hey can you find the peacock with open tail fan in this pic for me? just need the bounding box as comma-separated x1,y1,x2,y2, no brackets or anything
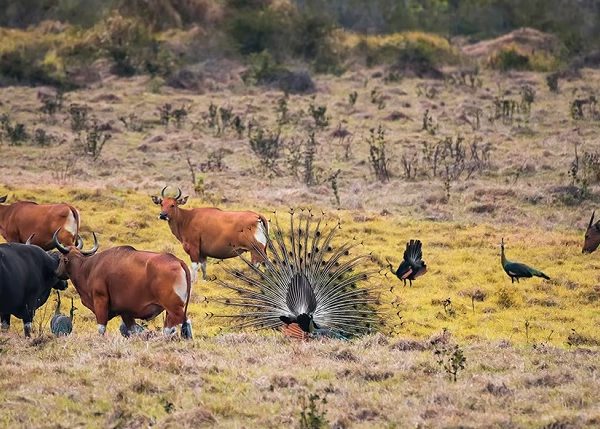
215,210,381,339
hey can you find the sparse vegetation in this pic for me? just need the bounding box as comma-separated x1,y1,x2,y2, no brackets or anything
367,125,390,183
1,4,600,426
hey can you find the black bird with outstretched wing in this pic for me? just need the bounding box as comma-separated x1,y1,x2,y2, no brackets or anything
388,239,427,286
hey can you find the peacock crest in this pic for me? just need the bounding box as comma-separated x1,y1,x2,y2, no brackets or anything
215,209,381,338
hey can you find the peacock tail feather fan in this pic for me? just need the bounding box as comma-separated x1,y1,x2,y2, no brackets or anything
215,209,382,337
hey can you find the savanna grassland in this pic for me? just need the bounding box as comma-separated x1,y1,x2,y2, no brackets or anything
2,21,600,428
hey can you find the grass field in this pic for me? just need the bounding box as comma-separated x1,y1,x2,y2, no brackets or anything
1,66,600,427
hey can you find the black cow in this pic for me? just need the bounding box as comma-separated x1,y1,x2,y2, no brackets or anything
0,243,67,337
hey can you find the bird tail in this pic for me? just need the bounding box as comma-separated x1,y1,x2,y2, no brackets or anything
404,239,422,262
215,209,381,337
532,269,550,280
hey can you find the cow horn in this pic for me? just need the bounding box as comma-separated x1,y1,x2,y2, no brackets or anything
80,232,99,256
75,235,83,249
161,186,168,198
589,210,596,228
175,187,182,200
25,234,35,245
52,229,70,254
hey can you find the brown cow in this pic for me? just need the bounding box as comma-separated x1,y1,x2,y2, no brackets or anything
151,186,268,282
51,230,193,338
582,210,600,254
0,195,80,249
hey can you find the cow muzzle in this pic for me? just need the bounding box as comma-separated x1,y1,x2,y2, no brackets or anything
159,213,169,221
54,279,68,290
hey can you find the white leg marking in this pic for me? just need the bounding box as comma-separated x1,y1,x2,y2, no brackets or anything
24,322,33,336
64,210,78,236
200,261,207,280
255,220,268,246
163,326,177,336
190,263,199,284
97,324,106,335
174,268,188,304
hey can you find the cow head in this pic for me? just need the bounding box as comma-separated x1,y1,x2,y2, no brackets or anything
51,229,99,278
151,186,188,221
583,211,600,254
0,195,6,203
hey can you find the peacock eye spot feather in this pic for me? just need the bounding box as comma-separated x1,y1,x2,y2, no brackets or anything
344,250,350,255
327,246,333,252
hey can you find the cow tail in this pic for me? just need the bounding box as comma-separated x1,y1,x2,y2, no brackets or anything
69,205,81,236
181,261,192,318
259,214,269,248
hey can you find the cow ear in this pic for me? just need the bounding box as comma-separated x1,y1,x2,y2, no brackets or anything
151,196,162,205
177,196,189,206
0,195,6,203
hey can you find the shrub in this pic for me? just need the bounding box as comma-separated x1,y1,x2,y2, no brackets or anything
489,47,530,71
367,125,390,183
242,51,315,94
249,126,282,175
0,114,28,146
74,119,111,160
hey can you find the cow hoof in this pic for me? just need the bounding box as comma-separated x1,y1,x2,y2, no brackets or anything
97,324,106,335
0,322,9,332
119,322,146,338
163,326,177,337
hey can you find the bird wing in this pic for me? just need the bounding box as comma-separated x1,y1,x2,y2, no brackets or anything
281,323,308,340
504,262,534,277
285,272,317,316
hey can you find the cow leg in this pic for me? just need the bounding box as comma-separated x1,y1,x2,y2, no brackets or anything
0,314,10,332
23,314,34,338
164,307,187,338
119,315,137,338
186,241,205,283
92,291,109,335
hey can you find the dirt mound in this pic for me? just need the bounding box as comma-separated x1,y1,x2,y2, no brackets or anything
462,27,561,59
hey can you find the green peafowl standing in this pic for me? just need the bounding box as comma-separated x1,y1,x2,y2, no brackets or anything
501,238,550,283
50,291,75,336
216,210,380,339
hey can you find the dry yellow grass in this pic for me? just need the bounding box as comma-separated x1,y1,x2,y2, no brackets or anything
1,66,600,427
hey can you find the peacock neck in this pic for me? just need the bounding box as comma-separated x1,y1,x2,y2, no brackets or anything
501,246,507,266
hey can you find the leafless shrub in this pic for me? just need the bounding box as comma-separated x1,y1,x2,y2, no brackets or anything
445,68,482,88
199,148,232,172
304,130,319,186
38,89,64,117
74,119,111,160
416,83,438,99
119,113,145,132
68,103,90,132
401,151,418,179
422,109,438,135
367,125,390,183
249,126,282,175
570,95,597,120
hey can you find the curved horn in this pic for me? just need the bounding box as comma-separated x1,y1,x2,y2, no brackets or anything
161,186,168,198
80,232,99,256
75,235,83,249
589,210,596,228
25,234,35,245
52,229,70,254
175,187,182,200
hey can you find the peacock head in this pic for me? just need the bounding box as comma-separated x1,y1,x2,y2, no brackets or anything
583,211,600,254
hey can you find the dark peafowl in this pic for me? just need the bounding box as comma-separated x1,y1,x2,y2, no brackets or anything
387,239,427,286
501,238,550,283
216,210,380,339
50,291,75,337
